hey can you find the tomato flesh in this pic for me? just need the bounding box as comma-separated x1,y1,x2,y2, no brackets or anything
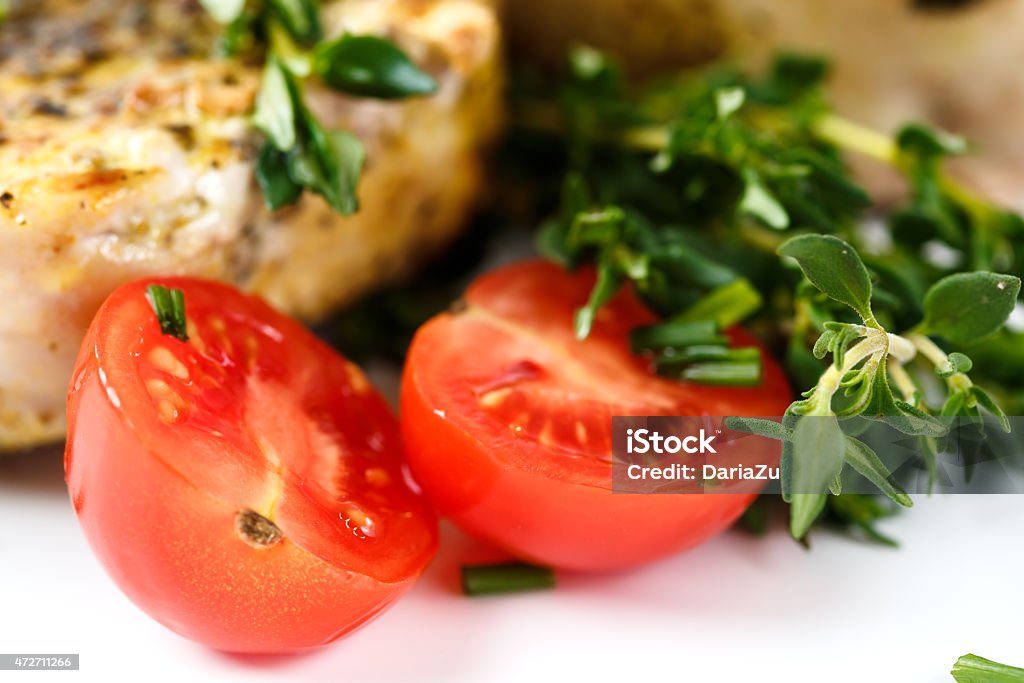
401,261,791,571
66,278,437,652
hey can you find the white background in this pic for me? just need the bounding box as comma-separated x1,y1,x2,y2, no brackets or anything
1,447,1022,683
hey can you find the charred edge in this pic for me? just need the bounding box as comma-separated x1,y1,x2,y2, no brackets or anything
235,509,283,549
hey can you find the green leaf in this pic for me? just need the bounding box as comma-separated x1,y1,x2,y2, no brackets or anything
842,436,913,507
971,385,1011,433
724,416,792,441
937,351,974,378
268,0,321,44
812,328,835,360
199,0,246,24
942,390,968,417
951,653,1024,683
919,272,1021,343
773,53,830,87
779,234,875,324
814,322,865,368
323,129,366,214
790,493,828,541
255,142,302,210
896,123,968,158
314,34,438,99
252,59,296,151
789,415,845,538
740,169,789,229
288,113,366,215
866,366,949,436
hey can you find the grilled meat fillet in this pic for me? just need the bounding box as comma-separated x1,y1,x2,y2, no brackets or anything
0,0,502,449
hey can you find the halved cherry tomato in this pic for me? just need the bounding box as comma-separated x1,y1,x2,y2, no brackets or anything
65,278,437,653
400,261,791,571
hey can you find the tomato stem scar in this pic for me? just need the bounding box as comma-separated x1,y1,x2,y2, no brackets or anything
235,509,284,549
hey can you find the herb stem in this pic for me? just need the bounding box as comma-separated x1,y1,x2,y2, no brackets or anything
906,332,951,369
811,114,898,165
886,333,917,364
737,220,787,252
461,563,556,596
617,124,669,152
887,358,918,402
951,653,1024,683
906,332,974,396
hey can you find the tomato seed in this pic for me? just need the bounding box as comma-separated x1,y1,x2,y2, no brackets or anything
148,347,189,380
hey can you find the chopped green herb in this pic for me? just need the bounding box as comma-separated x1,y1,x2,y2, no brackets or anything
201,0,436,214
951,654,1024,683
461,563,556,596
146,285,189,342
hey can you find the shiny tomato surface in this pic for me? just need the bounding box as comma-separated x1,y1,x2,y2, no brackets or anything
401,261,791,571
66,278,437,652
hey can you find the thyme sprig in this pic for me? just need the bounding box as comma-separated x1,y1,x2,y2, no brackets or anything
518,48,1024,539
731,235,1018,538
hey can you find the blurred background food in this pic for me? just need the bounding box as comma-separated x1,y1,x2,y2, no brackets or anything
0,0,502,449
504,0,1024,207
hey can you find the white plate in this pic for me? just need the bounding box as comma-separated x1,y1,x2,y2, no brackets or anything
1,448,1021,683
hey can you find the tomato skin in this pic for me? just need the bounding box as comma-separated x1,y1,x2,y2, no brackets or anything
66,279,437,653
400,261,791,571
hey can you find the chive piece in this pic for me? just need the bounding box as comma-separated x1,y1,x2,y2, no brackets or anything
630,320,727,353
146,285,189,342
676,360,762,386
655,345,762,367
461,562,556,596
951,653,1024,683
675,278,763,329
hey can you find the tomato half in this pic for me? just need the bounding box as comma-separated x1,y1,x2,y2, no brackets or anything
65,278,437,653
400,260,791,571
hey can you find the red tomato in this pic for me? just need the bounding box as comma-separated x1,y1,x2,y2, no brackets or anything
65,278,437,653
400,261,791,571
